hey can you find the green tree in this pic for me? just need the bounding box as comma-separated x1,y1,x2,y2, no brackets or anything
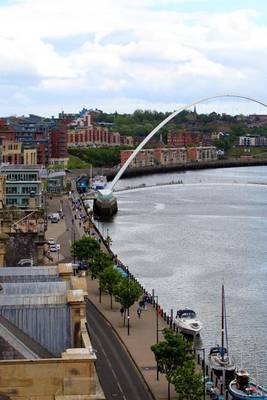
71,236,101,263
90,252,113,279
151,329,189,399
114,278,142,326
100,266,122,309
90,252,114,303
172,359,203,400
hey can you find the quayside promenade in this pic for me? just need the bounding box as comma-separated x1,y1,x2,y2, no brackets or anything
46,195,179,399
46,195,229,400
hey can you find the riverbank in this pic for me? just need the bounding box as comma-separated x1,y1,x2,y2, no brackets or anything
70,157,267,182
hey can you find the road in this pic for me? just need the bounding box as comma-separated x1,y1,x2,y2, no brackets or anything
86,300,154,400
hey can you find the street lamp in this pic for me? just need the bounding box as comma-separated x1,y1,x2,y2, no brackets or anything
152,289,159,380
186,347,206,400
67,227,76,263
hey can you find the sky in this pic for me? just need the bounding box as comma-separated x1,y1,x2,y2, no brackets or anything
0,0,267,117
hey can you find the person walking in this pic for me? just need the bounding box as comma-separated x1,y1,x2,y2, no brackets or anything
137,307,142,318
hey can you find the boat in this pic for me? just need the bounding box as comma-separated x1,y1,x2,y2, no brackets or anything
174,308,202,336
209,284,235,380
90,175,107,191
229,369,267,399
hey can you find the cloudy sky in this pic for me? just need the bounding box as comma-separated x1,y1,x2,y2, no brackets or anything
0,0,267,117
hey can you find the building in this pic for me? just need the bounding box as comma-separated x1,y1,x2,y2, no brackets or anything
1,141,22,164
46,170,66,194
0,263,105,399
67,126,121,147
0,165,44,208
23,148,37,165
49,127,68,167
120,149,155,168
120,146,217,168
154,147,187,165
187,146,217,162
167,131,201,147
238,135,267,147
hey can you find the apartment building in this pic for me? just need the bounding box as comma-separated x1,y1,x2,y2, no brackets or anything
121,146,217,168
67,127,122,147
187,146,217,162
120,149,155,168
0,165,44,208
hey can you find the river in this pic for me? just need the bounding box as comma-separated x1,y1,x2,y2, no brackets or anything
101,166,267,385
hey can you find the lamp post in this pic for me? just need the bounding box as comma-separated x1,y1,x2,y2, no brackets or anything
187,347,206,400
67,227,76,263
152,289,159,380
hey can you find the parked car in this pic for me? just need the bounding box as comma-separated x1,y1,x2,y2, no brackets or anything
47,238,56,246
51,213,60,223
49,244,60,252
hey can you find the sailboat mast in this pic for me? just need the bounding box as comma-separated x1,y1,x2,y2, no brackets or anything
221,284,225,360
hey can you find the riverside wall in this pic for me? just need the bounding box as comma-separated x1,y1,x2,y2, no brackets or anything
71,157,267,182
80,197,232,399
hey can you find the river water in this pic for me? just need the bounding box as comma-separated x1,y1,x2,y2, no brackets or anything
102,166,267,385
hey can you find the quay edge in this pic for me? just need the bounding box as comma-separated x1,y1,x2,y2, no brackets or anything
93,189,118,220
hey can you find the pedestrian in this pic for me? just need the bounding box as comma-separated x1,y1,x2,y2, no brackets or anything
120,307,124,317
137,307,142,318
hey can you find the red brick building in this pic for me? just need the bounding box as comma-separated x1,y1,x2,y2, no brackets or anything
49,127,68,165
67,127,130,147
167,131,201,147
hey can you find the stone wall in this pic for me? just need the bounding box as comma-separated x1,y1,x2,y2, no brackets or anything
5,233,44,266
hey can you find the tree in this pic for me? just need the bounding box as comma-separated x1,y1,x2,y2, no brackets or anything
100,266,122,309
151,329,189,399
90,252,114,303
114,278,142,326
90,252,113,279
172,359,203,400
71,236,101,262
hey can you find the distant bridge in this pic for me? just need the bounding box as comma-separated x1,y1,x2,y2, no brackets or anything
108,94,267,191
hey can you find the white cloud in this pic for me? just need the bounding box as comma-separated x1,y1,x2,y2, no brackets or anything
0,0,266,116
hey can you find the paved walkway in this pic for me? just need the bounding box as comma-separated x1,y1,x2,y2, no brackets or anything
46,195,179,400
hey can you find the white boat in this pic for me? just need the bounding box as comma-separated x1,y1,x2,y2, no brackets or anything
90,175,107,191
174,308,202,336
209,284,236,380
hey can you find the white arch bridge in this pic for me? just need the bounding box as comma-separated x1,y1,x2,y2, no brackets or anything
94,94,267,218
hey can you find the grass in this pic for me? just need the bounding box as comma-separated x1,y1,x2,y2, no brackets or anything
67,154,90,169
226,147,267,157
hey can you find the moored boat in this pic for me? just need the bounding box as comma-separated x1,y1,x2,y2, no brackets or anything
229,369,267,399
90,175,107,191
209,284,235,381
174,308,202,336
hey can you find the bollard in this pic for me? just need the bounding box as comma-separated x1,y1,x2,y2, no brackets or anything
163,312,166,321
197,354,200,364
210,370,213,381
206,365,209,376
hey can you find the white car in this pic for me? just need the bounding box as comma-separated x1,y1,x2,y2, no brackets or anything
49,244,60,252
47,238,56,246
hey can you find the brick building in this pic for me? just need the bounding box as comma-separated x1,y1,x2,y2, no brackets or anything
167,131,201,147
67,127,129,147
121,146,217,168
49,127,68,166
